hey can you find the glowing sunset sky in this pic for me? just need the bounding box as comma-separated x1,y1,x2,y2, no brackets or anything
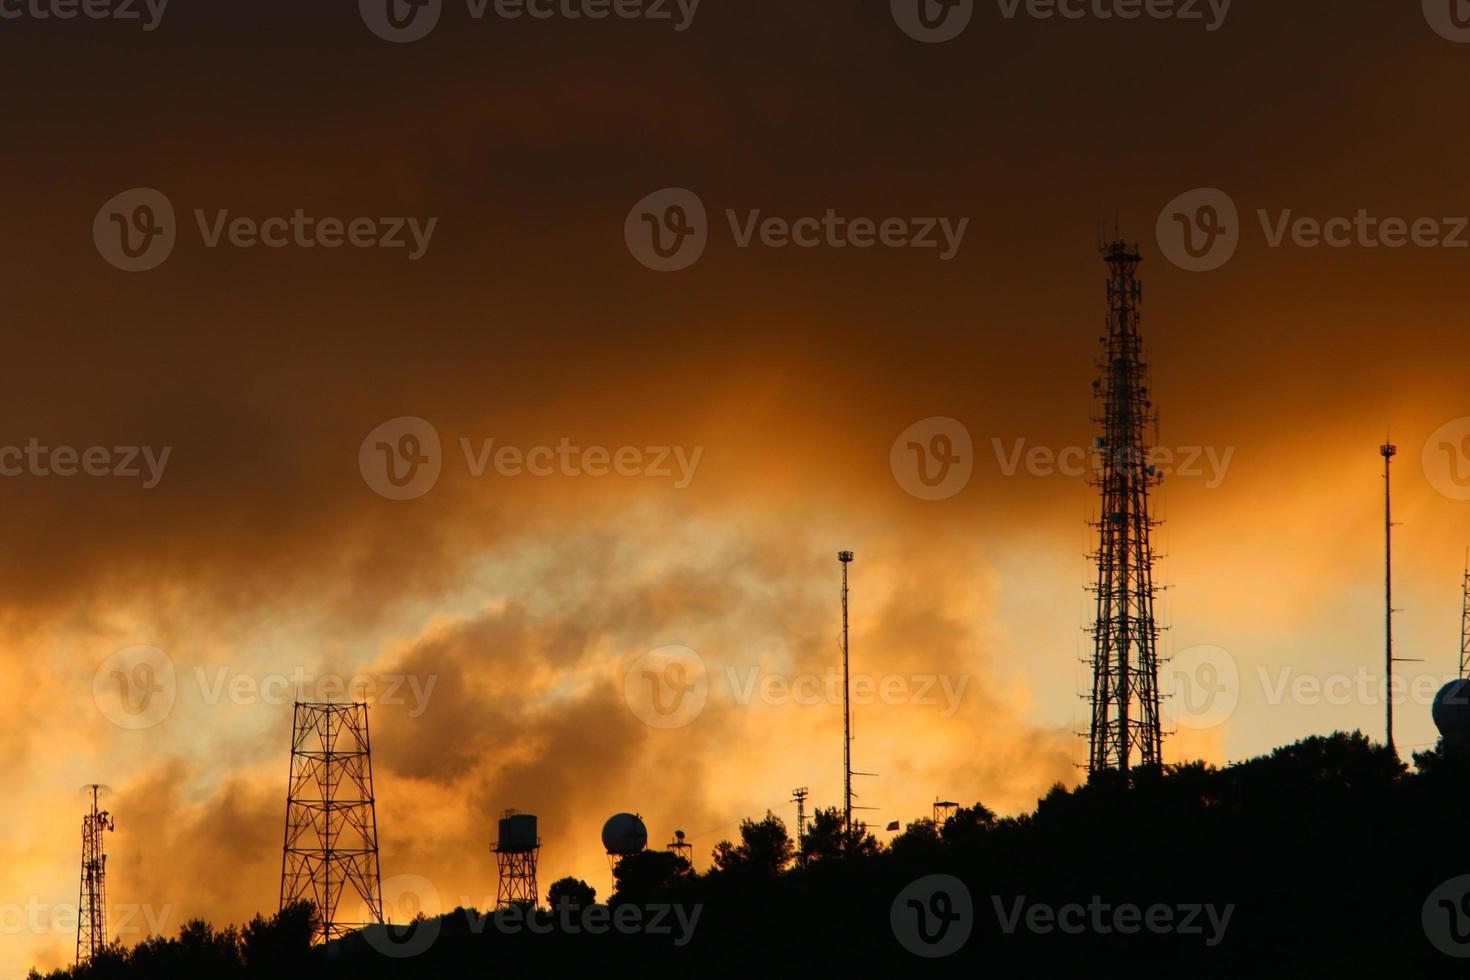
5,2,1470,976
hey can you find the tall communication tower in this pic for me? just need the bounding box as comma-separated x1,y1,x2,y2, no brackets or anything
76,785,114,966
492,810,541,908
1087,240,1165,777
280,701,384,942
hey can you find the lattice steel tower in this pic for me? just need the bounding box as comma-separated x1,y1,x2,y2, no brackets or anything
1087,240,1165,776
76,785,114,966
280,701,384,942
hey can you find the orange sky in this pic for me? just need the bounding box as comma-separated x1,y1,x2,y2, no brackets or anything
6,2,1470,976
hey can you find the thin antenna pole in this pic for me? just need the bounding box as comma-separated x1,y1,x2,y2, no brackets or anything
838,551,854,836
1382,441,1397,756
1460,549,1470,681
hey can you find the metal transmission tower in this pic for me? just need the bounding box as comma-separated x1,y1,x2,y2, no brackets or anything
492,810,540,908
76,785,114,966
1087,240,1165,777
280,701,384,942
791,787,808,854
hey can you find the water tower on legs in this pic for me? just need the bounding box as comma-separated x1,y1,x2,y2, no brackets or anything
492,810,540,909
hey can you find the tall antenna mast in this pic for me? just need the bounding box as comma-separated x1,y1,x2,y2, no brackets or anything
1382,441,1399,756
1460,551,1470,681
839,550,854,834
76,785,114,967
1087,238,1164,778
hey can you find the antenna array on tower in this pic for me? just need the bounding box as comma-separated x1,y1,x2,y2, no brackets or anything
76,785,114,967
1087,240,1165,776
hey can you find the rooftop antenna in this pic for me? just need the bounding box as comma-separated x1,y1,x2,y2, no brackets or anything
76,784,114,967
